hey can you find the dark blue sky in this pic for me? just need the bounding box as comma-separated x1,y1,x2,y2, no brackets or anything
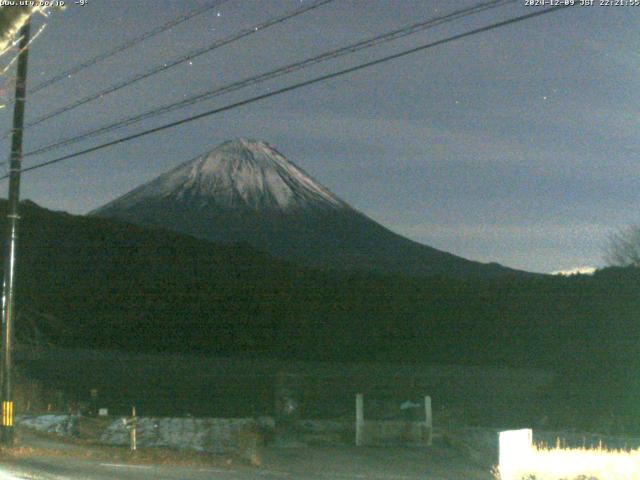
0,0,637,273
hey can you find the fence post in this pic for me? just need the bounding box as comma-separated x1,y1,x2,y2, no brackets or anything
424,396,432,446
355,393,364,446
130,406,137,452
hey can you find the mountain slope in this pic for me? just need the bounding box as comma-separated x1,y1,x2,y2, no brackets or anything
2,200,544,362
92,139,524,278
5,199,630,366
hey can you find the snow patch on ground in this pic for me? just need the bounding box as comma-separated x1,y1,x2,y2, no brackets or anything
17,414,79,436
100,417,257,453
17,414,272,453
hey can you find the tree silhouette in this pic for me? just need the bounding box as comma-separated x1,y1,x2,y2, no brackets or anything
605,225,640,267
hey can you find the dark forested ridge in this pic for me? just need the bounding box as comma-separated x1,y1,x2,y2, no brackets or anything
3,200,640,429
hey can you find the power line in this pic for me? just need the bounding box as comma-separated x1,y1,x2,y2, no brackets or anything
26,0,516,158
16,0,336,131
1,5,573,181
22,0,231,100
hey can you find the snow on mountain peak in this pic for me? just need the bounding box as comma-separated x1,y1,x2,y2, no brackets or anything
100,139,348,213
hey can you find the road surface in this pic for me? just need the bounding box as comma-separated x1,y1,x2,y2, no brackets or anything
0,445,493,479
0,428,495,479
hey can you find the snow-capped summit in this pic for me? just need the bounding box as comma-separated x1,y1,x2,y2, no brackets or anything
93,139,523,278
101,139,347,213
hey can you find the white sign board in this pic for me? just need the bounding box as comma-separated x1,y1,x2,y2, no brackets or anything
499,428,532,480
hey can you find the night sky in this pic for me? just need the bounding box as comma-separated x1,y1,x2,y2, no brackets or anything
0,0,636,274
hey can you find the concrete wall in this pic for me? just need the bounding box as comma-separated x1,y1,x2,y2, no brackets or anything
355,393,432,447
358,421,432,446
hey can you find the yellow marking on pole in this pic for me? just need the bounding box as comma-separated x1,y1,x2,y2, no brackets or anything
2,401,13,426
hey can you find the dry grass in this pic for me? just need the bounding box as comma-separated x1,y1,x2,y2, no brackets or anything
237,428,263,467
498,443,640,480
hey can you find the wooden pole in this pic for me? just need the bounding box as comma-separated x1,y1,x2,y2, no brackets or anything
130,406,137,451
425,395,432,446
355,393,364,446
0,17,31,447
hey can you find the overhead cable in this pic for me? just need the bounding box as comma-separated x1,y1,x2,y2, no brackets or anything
2,5,573,181
18,0,336,131
26,0,516,158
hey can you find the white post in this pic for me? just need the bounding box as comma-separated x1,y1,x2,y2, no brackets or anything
130,406,137,452
499,429,532,480
424,396,432,446
355,393,364,446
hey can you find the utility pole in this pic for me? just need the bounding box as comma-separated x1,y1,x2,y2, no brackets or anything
0,18,31,447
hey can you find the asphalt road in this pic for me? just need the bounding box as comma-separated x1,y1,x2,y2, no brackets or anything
1,457,282,480
0,458,429,480
0,446,492,480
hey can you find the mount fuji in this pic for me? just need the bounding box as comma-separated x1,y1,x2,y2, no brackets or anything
92,139,521,278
